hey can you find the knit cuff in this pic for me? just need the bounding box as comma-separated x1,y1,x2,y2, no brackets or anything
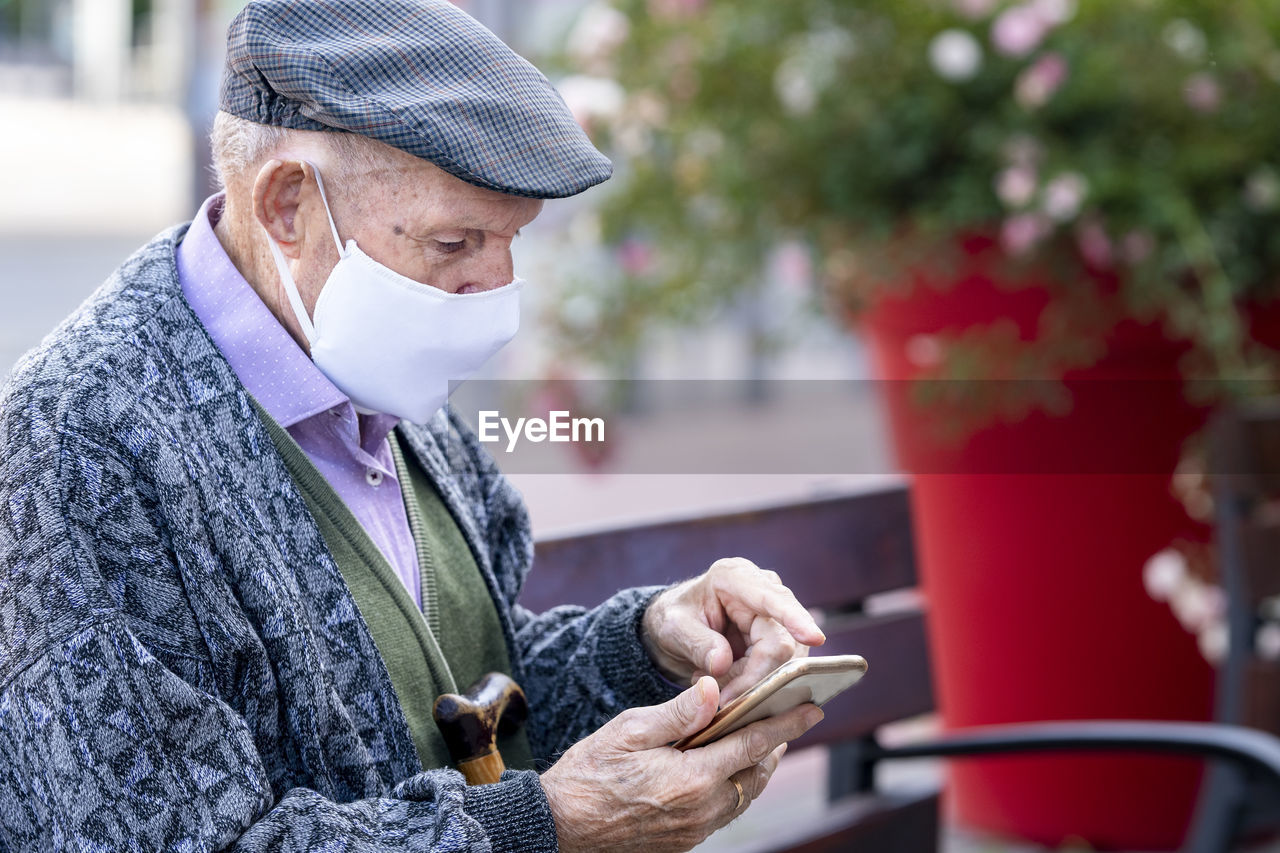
464,770,559,853
596,584,686,710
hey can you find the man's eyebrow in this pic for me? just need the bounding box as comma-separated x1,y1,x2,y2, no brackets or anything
394,220,524,238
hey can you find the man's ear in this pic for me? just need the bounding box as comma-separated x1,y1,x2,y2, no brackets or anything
253,159,307,259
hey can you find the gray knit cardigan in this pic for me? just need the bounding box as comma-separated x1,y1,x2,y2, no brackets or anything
0,226,679,852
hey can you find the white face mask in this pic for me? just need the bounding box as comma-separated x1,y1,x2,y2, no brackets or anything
264,164,523,424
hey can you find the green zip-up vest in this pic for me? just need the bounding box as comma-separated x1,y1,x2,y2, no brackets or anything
253,402,534,773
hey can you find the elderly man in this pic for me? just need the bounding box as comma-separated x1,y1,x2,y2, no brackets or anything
0,2,826,851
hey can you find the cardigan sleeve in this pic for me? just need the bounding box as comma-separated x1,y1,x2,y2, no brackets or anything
509,591,685,757
0,618,558,853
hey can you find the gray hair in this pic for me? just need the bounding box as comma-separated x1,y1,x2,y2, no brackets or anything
209,111,396,190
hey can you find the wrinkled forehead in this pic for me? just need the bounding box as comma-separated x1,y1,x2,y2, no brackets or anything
338,155,545,235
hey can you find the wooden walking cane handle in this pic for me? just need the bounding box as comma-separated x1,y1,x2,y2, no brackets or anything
433,672,528,785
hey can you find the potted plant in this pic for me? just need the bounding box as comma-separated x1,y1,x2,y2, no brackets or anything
547,0,1280,848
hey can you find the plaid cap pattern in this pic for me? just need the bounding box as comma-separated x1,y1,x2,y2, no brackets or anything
220,0,612,199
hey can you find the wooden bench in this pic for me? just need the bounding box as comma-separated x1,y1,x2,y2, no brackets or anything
521,477,1280,852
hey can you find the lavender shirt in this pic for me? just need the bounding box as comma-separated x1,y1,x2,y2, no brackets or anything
177,194,423,607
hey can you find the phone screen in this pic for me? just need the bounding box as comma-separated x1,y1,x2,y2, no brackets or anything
673,655,867,751
729,669,860,730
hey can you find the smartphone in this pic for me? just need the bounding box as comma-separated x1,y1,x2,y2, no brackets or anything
673,654,868,751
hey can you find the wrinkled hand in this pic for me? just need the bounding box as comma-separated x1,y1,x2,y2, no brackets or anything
642,558,826,703
541,676,823,853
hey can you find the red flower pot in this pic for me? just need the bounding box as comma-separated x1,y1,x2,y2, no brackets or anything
856,245,1220,849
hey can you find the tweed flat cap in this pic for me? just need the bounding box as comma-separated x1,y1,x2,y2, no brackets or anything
220,0,612,199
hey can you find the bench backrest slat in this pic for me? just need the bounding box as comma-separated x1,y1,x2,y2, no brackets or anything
524,487,917,614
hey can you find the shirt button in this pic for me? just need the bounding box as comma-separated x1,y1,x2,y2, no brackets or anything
366,469,383,487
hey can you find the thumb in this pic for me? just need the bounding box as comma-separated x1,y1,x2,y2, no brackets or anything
613,676,720,750
678,623,735,678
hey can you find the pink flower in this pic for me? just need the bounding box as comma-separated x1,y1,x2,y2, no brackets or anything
991,5,1051,57
929,29,984,82
1028,0,1076,26
1015,52,1068,109
1000,212,1052,255
566,4,630,67
1163,19,1207,62
649,0,705,19
557,75,625,131
618,239,653,276
952,0,998,20
995,164,1037,208
1144,549,1185,602
1184,72,1222,113
1074,219,1113,269
1245,167,1280,212
906,334,945,369
1198,624,1228,663
1172,578,1224,632
1042,172,1087,222
1258,623,1280,662
1121,229,1156,264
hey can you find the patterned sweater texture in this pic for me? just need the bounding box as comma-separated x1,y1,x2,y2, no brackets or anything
0,226,680,852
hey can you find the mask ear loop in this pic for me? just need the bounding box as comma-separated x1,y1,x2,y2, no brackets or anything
306,161,346,256
262,160,345,346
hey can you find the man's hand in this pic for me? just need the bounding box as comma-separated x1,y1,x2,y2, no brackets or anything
540,676,823,853
641,557,826,703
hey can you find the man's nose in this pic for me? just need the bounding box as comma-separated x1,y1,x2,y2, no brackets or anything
457,249,515,294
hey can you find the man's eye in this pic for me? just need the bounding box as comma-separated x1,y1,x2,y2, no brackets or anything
435,239,466,253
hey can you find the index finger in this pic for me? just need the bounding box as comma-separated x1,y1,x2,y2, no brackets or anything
723,580,825,647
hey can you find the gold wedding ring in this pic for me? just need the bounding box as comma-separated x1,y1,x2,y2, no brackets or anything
731,777,746,812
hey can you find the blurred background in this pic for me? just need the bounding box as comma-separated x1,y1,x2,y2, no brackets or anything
4,1,1280,851
0,0,885,535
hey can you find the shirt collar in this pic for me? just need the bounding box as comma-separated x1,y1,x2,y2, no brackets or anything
178,193,386,434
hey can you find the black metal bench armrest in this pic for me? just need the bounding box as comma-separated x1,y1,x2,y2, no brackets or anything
865,720,1280,785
